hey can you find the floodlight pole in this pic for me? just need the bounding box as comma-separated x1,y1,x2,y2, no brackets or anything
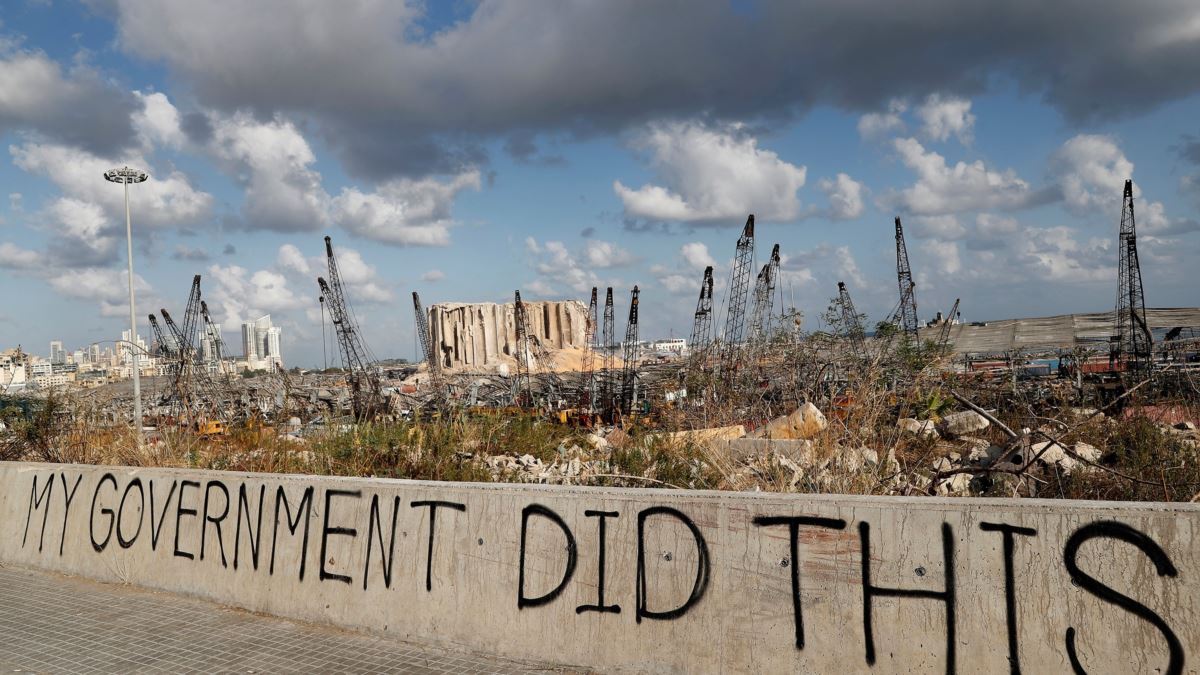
105,166,149,445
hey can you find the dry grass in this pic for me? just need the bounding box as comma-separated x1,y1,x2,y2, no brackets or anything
3,339,1198,502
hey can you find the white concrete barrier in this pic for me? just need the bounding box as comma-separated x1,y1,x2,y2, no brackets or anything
1,461,1197,674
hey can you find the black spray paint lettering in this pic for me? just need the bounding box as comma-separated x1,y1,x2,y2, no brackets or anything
233,483,266,571
58,473,83,556
410,500,466,592
363,494,402,591
173,480,200,560
1063,521,1183,675
148,479,177,552
22,473,54,552
320,489,361,584
576,510,620,615
269,485,313,580
88,473,118,552
518,503,577,609
979,522,1037,675
636,506,710,623
115,478,145,549
752,515,847,649
859,521,956,675
200,481,230,567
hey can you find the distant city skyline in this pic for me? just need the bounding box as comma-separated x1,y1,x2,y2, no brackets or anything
0,3,1197,368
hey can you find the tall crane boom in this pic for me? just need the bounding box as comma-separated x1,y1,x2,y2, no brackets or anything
620,286,640,415
199,301,227,377
412,291,445,401
513,290,536,406
160,308,194,417
178,275,202,363
748,243,781,342
937,298,960,352
894,217,919,338
579,287,598,410
721,216,756,367
148,314,175,359
718,215,756,388
689,266,714,363
1114,179,1152,371
601,287,615,417
319,235,382,420
836,282,866,358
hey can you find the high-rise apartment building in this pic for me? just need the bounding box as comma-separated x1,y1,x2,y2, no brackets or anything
120,329,147,364
241,315,283,371
49,340,65,365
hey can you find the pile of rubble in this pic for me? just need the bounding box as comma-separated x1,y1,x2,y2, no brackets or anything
464,401,1200,498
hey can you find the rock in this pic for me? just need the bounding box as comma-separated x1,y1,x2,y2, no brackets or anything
945,473,972,496
1069,407,1101,420
750,403,828,440
1073,442,1102,463
836,451,863,473
774,453,805,490
585,433,609,450
898,418,940,439
884,447,902,475
605,428,631,449
931,457,955,472
518,454,541,467
1175,421,1197,431
858,447,879,466
937,410,990,438
1030,440,1076,473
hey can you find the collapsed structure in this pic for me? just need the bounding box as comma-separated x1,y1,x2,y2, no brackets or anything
429,300,588,370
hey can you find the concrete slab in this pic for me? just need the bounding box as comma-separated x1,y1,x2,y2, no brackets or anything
1,461,1197,673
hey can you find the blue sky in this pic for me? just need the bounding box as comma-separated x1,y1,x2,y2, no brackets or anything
0,1,1198,367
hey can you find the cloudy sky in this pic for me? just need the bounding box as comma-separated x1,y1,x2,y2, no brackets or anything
1,1,1199,367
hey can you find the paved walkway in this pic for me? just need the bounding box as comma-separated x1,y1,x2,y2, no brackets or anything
0,565,576,674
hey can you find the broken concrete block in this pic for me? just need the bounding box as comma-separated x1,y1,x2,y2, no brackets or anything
1073,442,1102,463
937,410,990,438
660,424,747,447
1030,440,1076,473
750,403,827,440
898,418,939,439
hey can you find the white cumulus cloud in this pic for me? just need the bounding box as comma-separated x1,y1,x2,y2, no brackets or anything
582,240,635,268
886,137,1040,215
332,171,481,246
916,94,975,144
210,112,330,232
818,173,866,220
679,242,716,271
614,121,807,223
1051,134,1135,214
857,99,907,140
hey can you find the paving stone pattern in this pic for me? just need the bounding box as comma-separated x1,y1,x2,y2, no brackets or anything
0,565,576,674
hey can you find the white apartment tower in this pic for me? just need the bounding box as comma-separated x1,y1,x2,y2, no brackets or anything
242,315,283,371
49,340,65,365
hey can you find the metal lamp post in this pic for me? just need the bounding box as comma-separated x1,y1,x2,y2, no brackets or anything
104,166,149,443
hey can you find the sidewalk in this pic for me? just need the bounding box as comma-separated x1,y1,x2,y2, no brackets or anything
0,565,575,674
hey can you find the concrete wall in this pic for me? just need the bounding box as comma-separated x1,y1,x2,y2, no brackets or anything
1,461,1197,674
